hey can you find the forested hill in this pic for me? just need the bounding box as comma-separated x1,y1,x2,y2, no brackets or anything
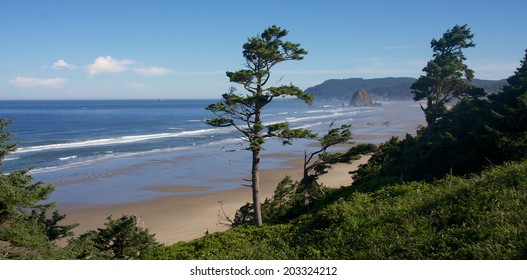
305,77,507,100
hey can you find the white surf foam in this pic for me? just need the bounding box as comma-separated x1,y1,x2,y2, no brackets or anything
28,136,245,175
58,155,77,161
14,128,220,154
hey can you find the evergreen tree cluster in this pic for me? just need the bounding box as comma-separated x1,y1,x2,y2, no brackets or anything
353,49,527,184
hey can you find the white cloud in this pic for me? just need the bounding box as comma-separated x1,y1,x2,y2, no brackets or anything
10,76,67,88
86,56,135,76
129,82,145,90
52,59,77,70
134,66,172,77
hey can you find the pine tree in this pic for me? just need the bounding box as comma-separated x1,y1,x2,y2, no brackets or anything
411,25,483,139
0,119,77,258
487,49,527,161
205,26,314,226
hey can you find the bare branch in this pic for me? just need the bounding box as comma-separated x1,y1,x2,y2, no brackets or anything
217,201,235,227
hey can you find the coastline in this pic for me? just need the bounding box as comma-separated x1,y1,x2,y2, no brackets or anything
51,101,425,245
59,154,370,245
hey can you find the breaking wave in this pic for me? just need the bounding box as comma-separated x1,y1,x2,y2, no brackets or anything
14,128,220,154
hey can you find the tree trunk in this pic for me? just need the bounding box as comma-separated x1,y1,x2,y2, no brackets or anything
251,148,263,226
422,99,436,141
303,150,310,206
251,97,264,226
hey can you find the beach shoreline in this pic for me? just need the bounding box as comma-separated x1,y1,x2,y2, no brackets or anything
50,101,424,245
58,153,370,245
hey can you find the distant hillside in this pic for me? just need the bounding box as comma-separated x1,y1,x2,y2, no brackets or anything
472,78,508,94
305,77,507,101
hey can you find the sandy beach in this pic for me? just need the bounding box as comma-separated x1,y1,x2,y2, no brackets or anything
59,154,371,245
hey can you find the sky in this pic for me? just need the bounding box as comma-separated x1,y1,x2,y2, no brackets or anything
0,0,526,100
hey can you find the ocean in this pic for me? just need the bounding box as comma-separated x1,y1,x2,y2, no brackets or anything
0,99,424,205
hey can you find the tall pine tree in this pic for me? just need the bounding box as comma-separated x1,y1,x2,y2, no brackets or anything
205,26,314,226
411,24,483,140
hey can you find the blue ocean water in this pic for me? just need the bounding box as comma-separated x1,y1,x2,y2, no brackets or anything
2,99,233,172
0,99,423,205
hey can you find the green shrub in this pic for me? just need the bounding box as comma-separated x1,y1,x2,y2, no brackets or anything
69,215,159,260
142,224,294,260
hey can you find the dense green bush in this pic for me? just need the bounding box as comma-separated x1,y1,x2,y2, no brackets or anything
294,161,527,259
0,119,78,259
143,224,295,260
68,215,159,260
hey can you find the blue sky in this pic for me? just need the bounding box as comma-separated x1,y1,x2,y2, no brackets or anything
1,0,526,100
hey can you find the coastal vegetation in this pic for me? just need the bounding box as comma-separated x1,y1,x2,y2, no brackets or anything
0,118,77,259
0,24,526,259
411,24,482,139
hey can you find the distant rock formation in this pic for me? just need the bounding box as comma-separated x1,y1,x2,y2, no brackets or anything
349,89,380,107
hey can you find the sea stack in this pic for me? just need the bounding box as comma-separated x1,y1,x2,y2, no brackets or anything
349,89,376,106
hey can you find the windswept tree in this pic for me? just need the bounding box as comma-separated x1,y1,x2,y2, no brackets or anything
302,123,376,202
205,25,314,226
411,24,483,139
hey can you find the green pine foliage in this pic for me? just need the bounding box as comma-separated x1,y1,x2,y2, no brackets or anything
0,119,79,259
67,215,159,260
486,49,527,161
411,24,483,140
